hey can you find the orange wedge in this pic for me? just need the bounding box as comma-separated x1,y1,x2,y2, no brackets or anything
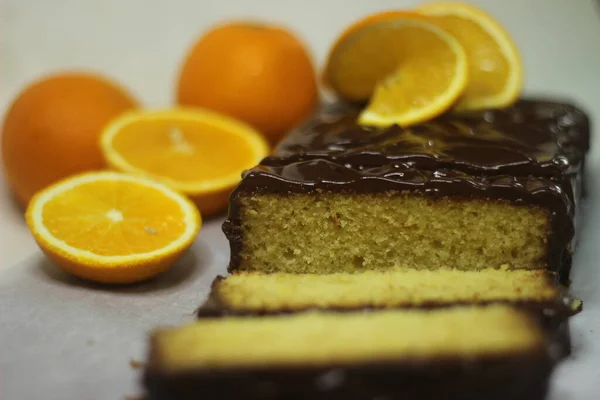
26,171,201,284
417,2,523,111
100,108,269,216
323,11,468,127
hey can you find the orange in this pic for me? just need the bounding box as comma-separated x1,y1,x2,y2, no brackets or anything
100,108,269,216
417,2,523,111
26,171,201,284
177,22,319,143
321,10,417,95
323,12,468,127
1,73,138,207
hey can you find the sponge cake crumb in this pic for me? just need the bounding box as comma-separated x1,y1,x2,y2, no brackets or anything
236,193,549,273
210,269,560,313
152,305,543,371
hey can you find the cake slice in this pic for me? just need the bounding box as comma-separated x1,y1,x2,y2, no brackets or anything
198,269,581,319
225,161,574,279
145,305,555,400
224,99,587,282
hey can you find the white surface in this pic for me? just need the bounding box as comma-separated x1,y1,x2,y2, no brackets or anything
1,0,600,399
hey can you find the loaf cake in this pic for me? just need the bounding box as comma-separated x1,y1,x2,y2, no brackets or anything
198,269,581,319
145,305,556,400
224,100,587,282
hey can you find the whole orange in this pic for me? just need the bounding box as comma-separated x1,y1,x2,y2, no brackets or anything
2,73,138,207
177,22,319,143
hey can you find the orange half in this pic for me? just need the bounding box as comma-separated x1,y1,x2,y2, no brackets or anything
100,108,270,215
323,12,468,127
417,2,523,111
26,171,201,284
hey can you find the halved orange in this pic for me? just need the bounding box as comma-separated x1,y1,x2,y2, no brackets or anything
323,11,468,127
26,171,201,284
100,108,270,216
417,2,523,111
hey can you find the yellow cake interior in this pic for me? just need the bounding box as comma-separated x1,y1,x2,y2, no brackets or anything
213,269,558,312
237,192,549,273
152,305,542,371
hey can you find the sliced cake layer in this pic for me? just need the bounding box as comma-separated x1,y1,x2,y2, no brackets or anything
145,306,554,400
198,269,580,317
225,162,573,278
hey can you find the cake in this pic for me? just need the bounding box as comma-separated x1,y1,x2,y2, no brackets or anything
145,100,588,399
145,305,555,400
198,269,581,319
223,99,588,282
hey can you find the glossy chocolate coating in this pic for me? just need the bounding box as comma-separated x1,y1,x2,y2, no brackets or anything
269,99,589,178
145,352,553,400
224,99,590,283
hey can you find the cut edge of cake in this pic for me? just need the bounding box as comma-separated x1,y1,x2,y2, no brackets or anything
224,164,574,282
198,269,581,319
145,305,555,400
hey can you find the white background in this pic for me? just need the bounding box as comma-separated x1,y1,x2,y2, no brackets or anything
1,1,600,399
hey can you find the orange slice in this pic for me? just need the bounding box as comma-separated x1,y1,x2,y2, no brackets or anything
100,108,270,216
323,11,468,127
417,2,523,111
26,171,201,284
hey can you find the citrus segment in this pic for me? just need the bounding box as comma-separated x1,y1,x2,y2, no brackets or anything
26,172,201,284
417,2,523,111
101,108,269,216
323,13,467,127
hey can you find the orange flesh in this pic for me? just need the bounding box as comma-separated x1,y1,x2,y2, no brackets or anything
429,15,510,98
41,180,187,256
110,119,257,182
328,22,461,105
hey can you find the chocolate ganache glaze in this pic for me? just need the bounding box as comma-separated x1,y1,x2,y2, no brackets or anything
224,99,590,283
268,99,589,179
